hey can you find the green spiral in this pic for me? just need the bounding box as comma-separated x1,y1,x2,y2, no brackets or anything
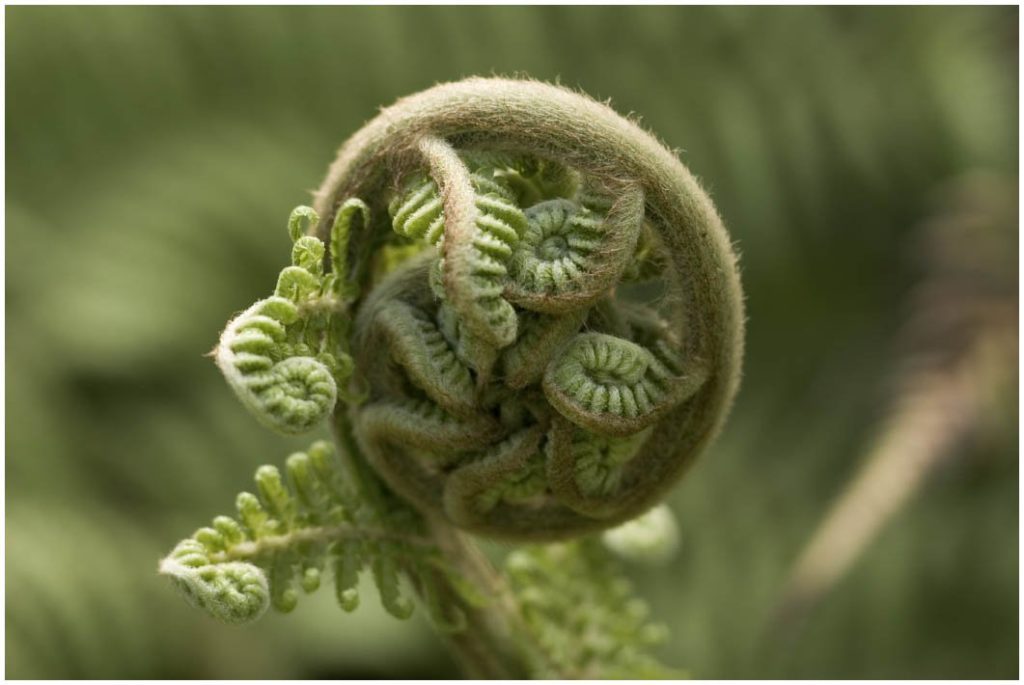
506,182,644,314
215,296,339,435
159,540,269,625
215,205,366,434
543,332,706,438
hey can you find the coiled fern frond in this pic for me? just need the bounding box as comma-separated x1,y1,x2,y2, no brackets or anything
169,77,742,677
306,78,743,540
159,440,480,630
214,202,366,434
505,183,644,314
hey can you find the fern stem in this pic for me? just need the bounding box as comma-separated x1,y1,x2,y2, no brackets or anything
204,524,433,565
424,519,532,679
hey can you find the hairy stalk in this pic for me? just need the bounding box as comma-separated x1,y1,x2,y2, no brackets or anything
423,521,531,679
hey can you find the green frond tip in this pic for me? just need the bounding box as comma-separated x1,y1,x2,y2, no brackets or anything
328,198,369,297
159,440,482,629
215,204,369,435
288,205,320,243
159,540,269,625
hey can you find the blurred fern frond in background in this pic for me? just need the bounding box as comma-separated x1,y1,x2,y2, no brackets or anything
6,6,1017,678
774,171,1017,629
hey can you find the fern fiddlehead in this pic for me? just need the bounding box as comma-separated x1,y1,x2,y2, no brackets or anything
306,77,743,540
160,540,270,624
505,181,644,314
543,331,708,438
166,77,743,678
214,203,366,434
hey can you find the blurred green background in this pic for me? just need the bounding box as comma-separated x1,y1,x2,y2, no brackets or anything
6,5,1018,679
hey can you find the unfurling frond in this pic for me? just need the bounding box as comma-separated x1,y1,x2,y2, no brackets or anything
159,440,480,628
310,79,741,541
173,78,743,677
214,205,365,435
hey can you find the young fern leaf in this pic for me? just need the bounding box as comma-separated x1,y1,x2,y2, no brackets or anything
327,198,369,299
159,440,479,628
414,136,528,353
159,540,270,625
214,205,364,434
300,78,744,540
505,182,644,314
388,167,525,382
543,332,707,438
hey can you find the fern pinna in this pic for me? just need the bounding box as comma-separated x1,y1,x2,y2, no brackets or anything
160,440,476,630
161,77,744,678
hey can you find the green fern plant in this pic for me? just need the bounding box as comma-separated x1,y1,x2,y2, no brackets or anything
161,77,744,678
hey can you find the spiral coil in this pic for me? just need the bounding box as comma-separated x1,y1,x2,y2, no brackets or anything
506,183,645,314
160,540,270,624
214,205,367,434
543,332,707,438
212,78,743,540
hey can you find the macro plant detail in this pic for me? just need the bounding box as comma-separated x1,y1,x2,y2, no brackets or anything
160,77,744,678
318,78,745,540
160,440,480,631
214,201,368,434
505,537,684,679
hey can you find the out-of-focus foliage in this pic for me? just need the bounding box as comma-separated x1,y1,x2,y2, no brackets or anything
506,539,683,679
6,6,1017,679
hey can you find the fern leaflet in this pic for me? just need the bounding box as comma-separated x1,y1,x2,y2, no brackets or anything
159,440,481,631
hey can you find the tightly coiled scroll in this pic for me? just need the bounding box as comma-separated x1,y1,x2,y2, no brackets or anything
295,78,742,541
215,202,366,434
